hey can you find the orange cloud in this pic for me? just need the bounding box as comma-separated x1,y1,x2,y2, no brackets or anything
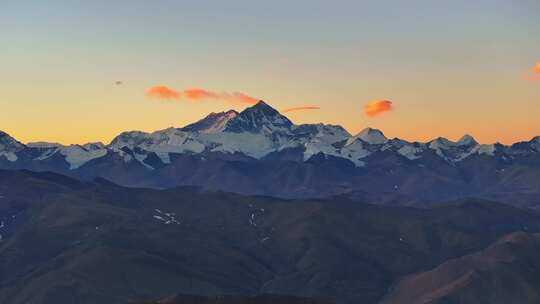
183,88,258,105
183,88,217,100
146,85,180,100
282,106,321,113
534,62,540,74
364,100,393,118
521,62,540,82
146,86,258,105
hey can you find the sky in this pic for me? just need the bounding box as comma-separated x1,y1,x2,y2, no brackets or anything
1,0,539,145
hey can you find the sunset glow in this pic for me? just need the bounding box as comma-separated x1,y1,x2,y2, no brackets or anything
1,2,539,145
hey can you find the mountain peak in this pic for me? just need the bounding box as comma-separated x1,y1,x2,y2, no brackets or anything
429,137,453,147
530,136,540,151
247,100,279,114
255,100,269,106
223,100,293,133
0,131,25,162
0,131,24,151
182,110,239,133
354,128,388,144
457,134,477,146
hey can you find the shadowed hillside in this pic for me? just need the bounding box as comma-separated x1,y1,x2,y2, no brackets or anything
382,232,540,304
135,294,326,304
0,170,539,304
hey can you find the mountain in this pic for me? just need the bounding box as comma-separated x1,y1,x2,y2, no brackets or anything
348,127,387,145
182,110,239,133
223,101,293,134
136,294,326,304
0,131,24,161
0,170,540,304
1,101,540,207
382,232,540,304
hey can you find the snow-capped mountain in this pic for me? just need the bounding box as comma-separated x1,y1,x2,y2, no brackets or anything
0,131,24,162
348,127,388,145
182,110,239,133
0,100,536,169
222,101,293,133
1,100,540,205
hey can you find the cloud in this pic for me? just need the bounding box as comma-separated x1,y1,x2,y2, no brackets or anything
183,88,258,105
364,100,393,118
146,85,181,100
534,62,540,74
146,86,258,105
282,106,321,113
521,62,540,82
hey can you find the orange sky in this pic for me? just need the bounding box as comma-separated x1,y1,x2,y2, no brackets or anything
1,1,539,145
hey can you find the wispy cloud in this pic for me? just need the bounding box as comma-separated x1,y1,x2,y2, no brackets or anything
146,85,181,99
364,100,393,118
282,106,321,113
146,86,258,105
183,88,258,105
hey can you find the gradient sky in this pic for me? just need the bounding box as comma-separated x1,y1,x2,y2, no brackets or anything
1,0,539,145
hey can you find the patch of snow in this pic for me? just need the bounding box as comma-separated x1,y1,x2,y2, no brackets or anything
456,144,496,161
397,145,423,160
182,110,239,133
341,140,371,166
249,213,257,227
153,209,180,225
456,134,477,146
34,147,60,160
205,132,278,158
349,128,387,145
60,145,107,169
475,144,496,156
1,152,18,162
0,132,24,162
429,136,483,162
429,137,454,159
289,124,351,161
133,152,154,170
155,152,171,164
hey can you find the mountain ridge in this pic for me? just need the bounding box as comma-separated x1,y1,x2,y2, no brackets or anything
2,101,536,168
2,101,540,206
1,169,540,304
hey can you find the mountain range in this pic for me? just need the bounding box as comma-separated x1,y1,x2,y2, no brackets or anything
1,169,540,304
2,101,540,208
